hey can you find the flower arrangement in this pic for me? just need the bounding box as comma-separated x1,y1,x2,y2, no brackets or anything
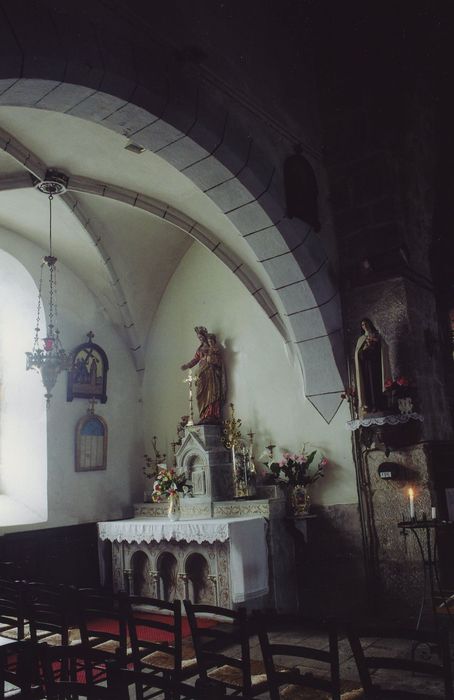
266,448,328,487
383,376,417,414
143,436,166,481
384,376,410,393
151,466,191,502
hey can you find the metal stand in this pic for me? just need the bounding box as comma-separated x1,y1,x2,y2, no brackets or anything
398,517,454,658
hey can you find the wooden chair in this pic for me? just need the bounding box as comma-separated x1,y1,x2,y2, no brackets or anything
25,581,81,646
347,624,453,699
76,588,130,684
0,640,43,700
0,578,27,641
39,642,125,699
184,600,269,699
125,595,198,700
257,612,363,700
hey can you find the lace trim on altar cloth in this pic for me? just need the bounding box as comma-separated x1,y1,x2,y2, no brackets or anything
97,516,262,545
346,412,424,432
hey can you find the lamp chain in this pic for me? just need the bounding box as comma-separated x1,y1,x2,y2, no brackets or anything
48,194,53,258
33,262,45,351
47,193,56,336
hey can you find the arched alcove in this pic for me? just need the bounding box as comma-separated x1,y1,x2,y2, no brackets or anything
185,553,210,604
157,552,178,601
130,550,150,596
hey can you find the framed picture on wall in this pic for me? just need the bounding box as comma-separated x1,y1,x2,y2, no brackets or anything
67,331,109,404
75,413,108,472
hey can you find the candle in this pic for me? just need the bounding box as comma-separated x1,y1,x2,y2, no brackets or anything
431,506,436,520
409,488,415,519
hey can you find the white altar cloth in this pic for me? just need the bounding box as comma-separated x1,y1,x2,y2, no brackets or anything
98,516,268,604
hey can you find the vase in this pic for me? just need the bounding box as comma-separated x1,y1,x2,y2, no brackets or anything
167,493,180,521
289,485,311,518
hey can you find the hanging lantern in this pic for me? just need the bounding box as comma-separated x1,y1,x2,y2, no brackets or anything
25,171,70,403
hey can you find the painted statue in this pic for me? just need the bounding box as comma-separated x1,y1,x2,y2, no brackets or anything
354,318,391,417
181,327,227,424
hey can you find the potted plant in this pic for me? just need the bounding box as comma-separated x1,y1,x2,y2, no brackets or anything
264,448,328,517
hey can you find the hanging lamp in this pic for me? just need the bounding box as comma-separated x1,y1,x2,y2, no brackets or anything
25,171,70,403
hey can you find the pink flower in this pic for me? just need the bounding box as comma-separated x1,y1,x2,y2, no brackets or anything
282,452,291,460
320,457,328,467
279,458,287,468
295,454,307,464
396,376,409,387
384,378,394,389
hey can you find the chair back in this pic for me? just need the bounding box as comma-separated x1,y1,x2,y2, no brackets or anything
126,595,182,665
256,612,348,700
0,578,27,641
0,640,41,699
39,642,125,699
25,581,77,646
347,624,453,699
76,587,129,683
184,600,255,696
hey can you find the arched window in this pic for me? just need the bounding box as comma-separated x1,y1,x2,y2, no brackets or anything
0,249,47,526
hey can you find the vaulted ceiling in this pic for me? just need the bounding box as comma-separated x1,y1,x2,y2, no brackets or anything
0,106,282,369
0,0,347,422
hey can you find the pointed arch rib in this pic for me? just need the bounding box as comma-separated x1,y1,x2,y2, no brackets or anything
0,76,346,420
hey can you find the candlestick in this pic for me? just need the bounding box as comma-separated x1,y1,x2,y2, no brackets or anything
431,506,436,520
183,369,195,426
409,487,415,519
242,445,249,487
222,404,243,498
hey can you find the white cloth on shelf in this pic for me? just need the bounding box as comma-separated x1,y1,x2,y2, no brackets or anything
228,517,268,603
97,516,268,603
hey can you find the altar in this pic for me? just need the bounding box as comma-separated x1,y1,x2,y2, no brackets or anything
98,515,269,608
98,421,301,610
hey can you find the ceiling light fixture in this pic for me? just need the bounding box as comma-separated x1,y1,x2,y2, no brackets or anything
26,171,70,403
124,142,145,154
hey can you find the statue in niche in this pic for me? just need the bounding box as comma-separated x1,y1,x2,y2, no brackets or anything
181,327,227,424
354,318,391,417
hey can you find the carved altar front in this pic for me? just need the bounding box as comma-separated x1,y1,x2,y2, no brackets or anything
98,424,304,611
98,516,269,609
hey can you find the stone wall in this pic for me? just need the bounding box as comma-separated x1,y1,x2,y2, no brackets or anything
311,5,454,615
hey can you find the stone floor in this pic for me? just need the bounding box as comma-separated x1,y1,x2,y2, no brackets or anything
124,625,450,699
6,626,447,698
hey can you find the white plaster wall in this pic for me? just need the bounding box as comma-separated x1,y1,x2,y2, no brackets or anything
143,244,357,506
0,227,143,534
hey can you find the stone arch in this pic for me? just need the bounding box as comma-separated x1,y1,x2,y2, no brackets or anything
156,551,178,601
0,10,345,421
185,552,211,604
130,550,151,596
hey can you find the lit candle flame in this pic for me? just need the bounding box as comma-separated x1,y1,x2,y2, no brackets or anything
408,487,415,519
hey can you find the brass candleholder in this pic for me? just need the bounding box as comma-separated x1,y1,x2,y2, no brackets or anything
183,369,196,426
223,403,244,498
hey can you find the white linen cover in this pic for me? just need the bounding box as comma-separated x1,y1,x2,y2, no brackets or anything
98,516,268,603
